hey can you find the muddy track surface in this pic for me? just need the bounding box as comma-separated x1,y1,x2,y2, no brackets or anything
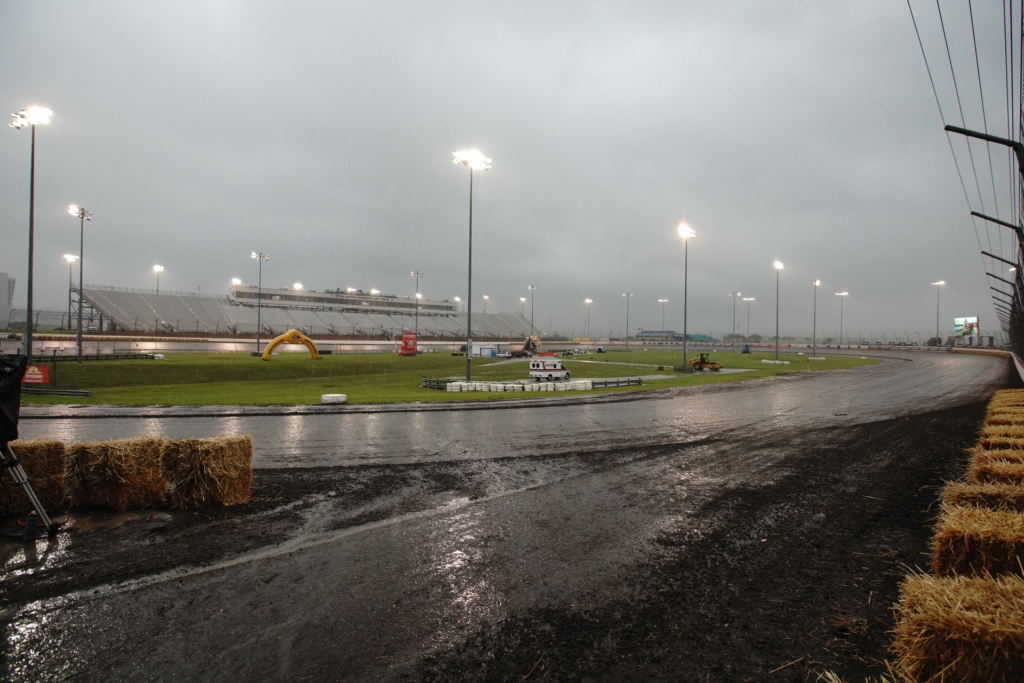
0,351,1014,681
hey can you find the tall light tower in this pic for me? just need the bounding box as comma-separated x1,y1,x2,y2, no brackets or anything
519,297,526,316
528,285,537,335
251,252,269,353
658,299,669,331
678,223,695,366
728,292,741,353
454,296,461,313
153,265,164,294
742,298,755,338
453,149,491,380
585,299,593,340
812,281,820,357
835,292,849,346
63,254,79,332
68,206,92,360
773,261,784,360
483,295,488,313
410,271,424,342
622,293,633,351
931,281,945,345
11,106,53,356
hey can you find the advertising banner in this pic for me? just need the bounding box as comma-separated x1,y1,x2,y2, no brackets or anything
954,317,980,338
21,365,49,384
400,332,417,356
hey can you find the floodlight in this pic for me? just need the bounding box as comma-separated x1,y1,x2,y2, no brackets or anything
153,265,164,273
294,283,303,290
813,280,820,286
677,223,695,240
452,149,492,171
370,289,380,295
10,107,52,129
64,254,78,263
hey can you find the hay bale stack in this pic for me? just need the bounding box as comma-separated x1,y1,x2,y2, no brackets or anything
893,573,1024,683
3,440,67,515
66,437,168,512
988,388,1024,407
969,458,1024,485
932,505,1024,576
978,424,1024,450
944,481,1024,511
161,436,252,509
985,408,1024,426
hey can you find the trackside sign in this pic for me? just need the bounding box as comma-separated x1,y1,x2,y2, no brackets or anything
21,365,49,384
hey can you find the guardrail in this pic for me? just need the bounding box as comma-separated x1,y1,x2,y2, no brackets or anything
592,377,643,388
21,388,94,397
422,377,455,390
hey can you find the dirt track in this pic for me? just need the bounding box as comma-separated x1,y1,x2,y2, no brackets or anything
0,350,1014,681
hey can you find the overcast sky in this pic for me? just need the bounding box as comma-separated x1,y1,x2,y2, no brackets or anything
1,1,1018,339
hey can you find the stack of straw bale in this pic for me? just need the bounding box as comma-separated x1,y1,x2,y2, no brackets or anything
66,437,169,512
3,440,67,515
884,388,1024,681
893,573,1024,683
161,436,252,509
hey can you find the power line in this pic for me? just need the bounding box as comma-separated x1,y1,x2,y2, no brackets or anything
969,0,1003,261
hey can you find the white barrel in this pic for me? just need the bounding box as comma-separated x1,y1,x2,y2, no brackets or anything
321,394,347,404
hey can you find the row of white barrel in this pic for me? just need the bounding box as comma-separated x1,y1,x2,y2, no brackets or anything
760,359,790,365
447,380,595,392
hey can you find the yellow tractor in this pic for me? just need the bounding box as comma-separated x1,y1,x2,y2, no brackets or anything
688,353,722,371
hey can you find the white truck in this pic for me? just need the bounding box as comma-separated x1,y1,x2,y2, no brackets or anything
529,357,570,381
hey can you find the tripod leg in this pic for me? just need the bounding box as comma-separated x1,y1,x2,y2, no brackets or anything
1,442,55,534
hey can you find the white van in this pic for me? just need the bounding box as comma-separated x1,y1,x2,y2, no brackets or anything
529,358,570,381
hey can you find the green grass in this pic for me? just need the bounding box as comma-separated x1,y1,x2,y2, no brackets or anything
23,350,878,406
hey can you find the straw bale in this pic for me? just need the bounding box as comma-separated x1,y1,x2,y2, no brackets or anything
984,408,1024,426
893,573,1024,683
931,505,1024,576
3,440,67,515
944,481,1024,512
968,459,1024,485
977,433,1024,450
161,436,252,509
969,445,1024,465
65,437,168,512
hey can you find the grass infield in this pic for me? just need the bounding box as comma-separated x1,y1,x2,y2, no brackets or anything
22,349,879,406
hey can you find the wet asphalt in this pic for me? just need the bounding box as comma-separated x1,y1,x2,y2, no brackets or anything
1,350,1014,681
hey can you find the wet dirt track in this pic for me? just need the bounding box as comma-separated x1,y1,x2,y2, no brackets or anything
1,350,1015,681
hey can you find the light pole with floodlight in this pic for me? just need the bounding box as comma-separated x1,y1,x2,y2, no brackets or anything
63,254,78,331
728,292,741,352
812,281,820,356
528,285,537,334
483,295,488,313
251,252,269,353
678,224,695,366
231,278,242,286
743,298,755,338
11,106,53,356
454,296,461,313
68,206,92,360
623,293,633,351
658,299,668,331
411,271,423,342
453,149,491,380
774,261,784,360
519,297,526,316
931,281,945,344
585,299,593,340
836,292,848,346
153,265,164,294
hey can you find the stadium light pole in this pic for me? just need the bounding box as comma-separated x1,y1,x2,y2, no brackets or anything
453,149,491,380
743,298,755,338
410,271,423,342
812,281,820,356
63,254,78,332
153,265,164,294
528,285,537,335
585,299,593,340
728,292,741,353
931,281,945,344
483,295,488,313
678,223,695,366
773,261,784,360
68,206,92,361
623,293,633,351
835,292,848,346
658,299,669,331
11,106,53,356
454,296,461,313
519,297,526,316
252,252,269,353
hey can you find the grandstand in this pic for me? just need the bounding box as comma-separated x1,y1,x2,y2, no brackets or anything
58,284,537,339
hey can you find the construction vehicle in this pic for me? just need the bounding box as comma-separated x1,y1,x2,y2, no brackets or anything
688,353,722,371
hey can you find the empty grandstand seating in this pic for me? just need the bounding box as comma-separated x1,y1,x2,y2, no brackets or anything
77,285,536,338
